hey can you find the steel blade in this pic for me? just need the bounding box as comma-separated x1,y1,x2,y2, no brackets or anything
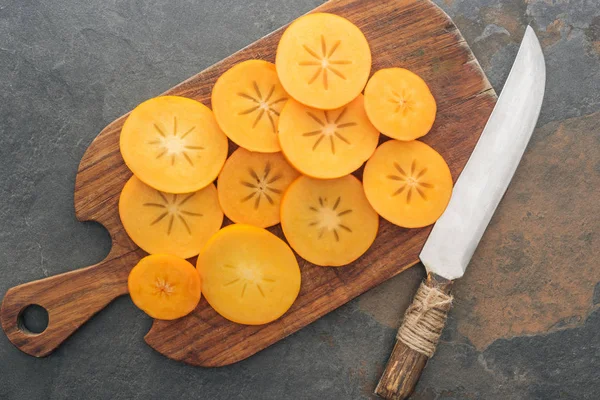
419,26,546,280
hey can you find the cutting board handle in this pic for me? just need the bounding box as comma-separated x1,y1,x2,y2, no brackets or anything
1,257,130,357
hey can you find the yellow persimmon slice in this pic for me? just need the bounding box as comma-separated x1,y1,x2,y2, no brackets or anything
276,13,371,110
364,68,437,141
120,96,228,193
280,175,379,267
217,148,300,228
212,60,288,153
128,254,201,320
278,94,379,179
119,176,223,259
363,140,453,228
197,224,301,325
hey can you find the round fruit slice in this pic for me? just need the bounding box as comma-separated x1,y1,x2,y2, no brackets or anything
280,175,379,267
278,95,379,179
119,176,223,259
120,96,228,193
363,140,453,228
212,60,288,152
364,68,437,141
217,148,300,228
128,254,201,320
197,224,301,325
276,13,371,110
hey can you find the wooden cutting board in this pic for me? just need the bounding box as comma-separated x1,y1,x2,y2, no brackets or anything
1,0,495,365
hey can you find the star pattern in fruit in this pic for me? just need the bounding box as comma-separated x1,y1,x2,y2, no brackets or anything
387,160,434,203
299,35,352,89
143,191,203,235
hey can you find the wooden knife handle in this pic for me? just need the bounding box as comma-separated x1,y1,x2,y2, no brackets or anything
0,256,132,357
375,273,453,400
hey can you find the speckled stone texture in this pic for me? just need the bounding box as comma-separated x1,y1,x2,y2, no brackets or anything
0,0,598,399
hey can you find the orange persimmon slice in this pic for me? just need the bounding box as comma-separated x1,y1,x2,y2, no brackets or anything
276,13,371,110
278,94,379,179
212,60,288,153
217,148,300,228
363,140,453,228
197,224,301,325
280,175,379,267
364,68,437,141
128,254,201,320
120,96,228,193
119,176,223,259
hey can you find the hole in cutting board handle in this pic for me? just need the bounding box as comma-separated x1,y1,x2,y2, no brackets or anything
17,304,49,335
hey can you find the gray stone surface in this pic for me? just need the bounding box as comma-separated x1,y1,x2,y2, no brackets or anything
1,0,599,399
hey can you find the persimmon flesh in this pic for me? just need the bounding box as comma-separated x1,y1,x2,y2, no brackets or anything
217,148,300,228
364,68,437,141
280,175,379,267
197,224,301,325
212,60,288,153
363,140,453,228
128,254,201,320
278,94,380,179
119,176,223,259
120,96,228,193
276,13,371,110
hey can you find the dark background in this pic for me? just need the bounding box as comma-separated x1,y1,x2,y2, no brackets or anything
1,0,599,399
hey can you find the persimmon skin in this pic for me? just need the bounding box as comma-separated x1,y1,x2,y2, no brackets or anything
212,60,288,153
364,68,437,141
276,13,372,110
128,254,201,321
363,140,453,228
217,148,300,228
197,224,301,325
280,175,379,267
120,96,228,194
278,95,380,179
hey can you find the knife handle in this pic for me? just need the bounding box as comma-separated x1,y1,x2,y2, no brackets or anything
375,273,453,400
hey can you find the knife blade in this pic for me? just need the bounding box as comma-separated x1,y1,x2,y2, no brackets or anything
421,25,546,280
375,26,546,400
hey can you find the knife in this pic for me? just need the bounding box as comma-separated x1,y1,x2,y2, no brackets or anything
374,26,546,400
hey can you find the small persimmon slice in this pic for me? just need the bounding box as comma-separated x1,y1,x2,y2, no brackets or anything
364,68,437,141
212,60,289,153
276,13,371,110
120,96,228,193
217,148,300,228
128,254,201,320
280,175,379,267
278,94,379,179
363,140,453,228
119,176,223,259
197,224,301,325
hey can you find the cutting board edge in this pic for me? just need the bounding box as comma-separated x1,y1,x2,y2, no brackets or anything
144,259,422,367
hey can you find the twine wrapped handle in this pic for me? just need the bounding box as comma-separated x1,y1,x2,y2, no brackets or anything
397,281,453,357
375,273,453,400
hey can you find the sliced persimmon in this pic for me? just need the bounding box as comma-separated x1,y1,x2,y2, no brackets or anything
280,175,378,267
197,224,301,325
212,60,288,153
363,140,453,228
364,68,437,141
278,94,379,179
128,254,201,320
276,13,371,110
120,96,228,193
217,148,300,228
119,176,223,259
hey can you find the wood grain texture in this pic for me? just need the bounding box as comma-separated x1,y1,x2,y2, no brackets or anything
1,0,495,364
375,274,453,400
